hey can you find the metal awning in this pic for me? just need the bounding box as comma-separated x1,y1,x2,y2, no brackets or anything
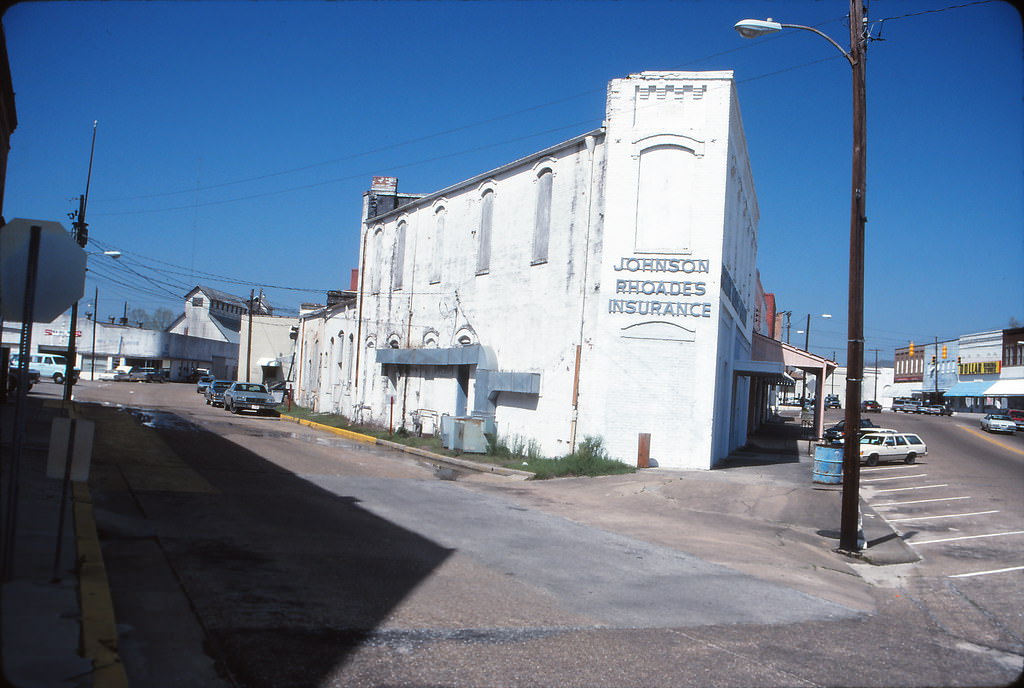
734,360,795,386
943,381,994,397
983,379,1024,397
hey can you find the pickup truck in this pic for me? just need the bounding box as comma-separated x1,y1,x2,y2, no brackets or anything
891,399,921,413
918,404,953,416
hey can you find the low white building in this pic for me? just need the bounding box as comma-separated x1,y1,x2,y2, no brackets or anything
298,71,770,469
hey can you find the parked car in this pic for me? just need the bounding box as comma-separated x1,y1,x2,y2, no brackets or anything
891,398,920,413
204,380,232,407
196,375,216,394
861,400,882,413
859,431,928,466
223,382,278,416
10,353,79,384
127,367,164,383
1007,409,1024,431
824,417,879,445
918,404,953,416
824,394,841,409
980,413,1016,434
6,366,40,393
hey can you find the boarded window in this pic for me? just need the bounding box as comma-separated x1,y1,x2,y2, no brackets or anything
392,221,406,290
371,228,383,294
477,190,493,274
430,208,445,284
635,144,695,253
532,169,552,264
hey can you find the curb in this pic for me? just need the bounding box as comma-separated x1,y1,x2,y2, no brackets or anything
73,482,129,688
279,414,535,479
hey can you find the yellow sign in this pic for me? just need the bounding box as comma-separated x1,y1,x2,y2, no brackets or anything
959,361,1001,375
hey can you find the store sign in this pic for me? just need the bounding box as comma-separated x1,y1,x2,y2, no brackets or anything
371,176,398,193
959,361,1001,375
607,255,712,320
44,328,83,338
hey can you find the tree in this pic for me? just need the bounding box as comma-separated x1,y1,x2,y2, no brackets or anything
126,307,180,331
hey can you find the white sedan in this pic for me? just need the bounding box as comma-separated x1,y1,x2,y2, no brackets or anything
980,414,1016,434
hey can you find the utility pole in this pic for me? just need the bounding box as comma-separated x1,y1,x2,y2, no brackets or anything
246,289,254,382
90,286,98,380
64,121,98,402
868,348,881,402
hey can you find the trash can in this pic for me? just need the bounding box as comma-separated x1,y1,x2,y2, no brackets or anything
812,445,843,484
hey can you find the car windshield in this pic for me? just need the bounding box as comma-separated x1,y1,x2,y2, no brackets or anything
213,382,231,390
989,415,1011,420
234,384,267,393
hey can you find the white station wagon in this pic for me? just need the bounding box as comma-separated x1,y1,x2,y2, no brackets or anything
859,431,927,466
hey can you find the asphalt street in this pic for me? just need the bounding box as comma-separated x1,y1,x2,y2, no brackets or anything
3,380,1022,687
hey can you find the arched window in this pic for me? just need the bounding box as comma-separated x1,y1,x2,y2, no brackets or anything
371,227,384,294
635,143,696,254
430,207,445,284
477,190,493,275
392,221,407,290
532,169,552,264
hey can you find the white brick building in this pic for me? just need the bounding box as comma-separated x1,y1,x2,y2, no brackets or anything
298,71,765,469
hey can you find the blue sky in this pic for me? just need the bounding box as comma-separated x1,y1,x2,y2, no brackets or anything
3,0,1021,364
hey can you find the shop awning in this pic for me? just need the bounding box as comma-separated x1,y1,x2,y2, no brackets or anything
982,379,1024,397
733,360,795,386
943,381,994,397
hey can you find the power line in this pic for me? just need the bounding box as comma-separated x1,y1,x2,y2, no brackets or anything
89,16,850,215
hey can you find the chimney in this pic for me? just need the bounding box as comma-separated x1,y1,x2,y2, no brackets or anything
350,269,359,291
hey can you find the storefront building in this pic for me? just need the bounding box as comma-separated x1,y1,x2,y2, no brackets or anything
297,71,767,469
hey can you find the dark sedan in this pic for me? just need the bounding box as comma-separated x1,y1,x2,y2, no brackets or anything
861,400,882,413
204,380,232,407
824,417,879,445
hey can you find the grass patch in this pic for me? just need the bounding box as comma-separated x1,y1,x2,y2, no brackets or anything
278,405,634,478
525,436,636,479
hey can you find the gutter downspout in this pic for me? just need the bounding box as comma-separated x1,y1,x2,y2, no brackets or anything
569,133,598,453
354,223,369,391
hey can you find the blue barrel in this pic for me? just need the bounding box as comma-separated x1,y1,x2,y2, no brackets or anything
812,446,843,484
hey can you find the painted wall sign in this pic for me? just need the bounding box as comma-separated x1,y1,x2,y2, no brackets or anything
608,255,713,323
612,257,710,274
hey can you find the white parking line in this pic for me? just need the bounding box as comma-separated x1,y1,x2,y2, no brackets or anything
862,473,927,483
873,496,971,507
873,483,949,494
862,465,922,472
949,565,1024,579
914,530,1024,545
889,510,999,522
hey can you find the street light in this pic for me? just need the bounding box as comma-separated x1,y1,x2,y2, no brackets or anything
796,313,832,404
735,0,868,553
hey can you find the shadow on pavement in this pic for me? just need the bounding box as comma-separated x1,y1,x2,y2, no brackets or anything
714,415,805,469
78,402,453,688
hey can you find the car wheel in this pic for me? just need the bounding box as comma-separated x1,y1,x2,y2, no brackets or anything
904,452,916,465
205,398,211,405
865,454,879,467
53,373,64,384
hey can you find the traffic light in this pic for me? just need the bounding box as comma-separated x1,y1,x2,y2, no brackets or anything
931,355,937,365
908,341,915,356
941,344,948,359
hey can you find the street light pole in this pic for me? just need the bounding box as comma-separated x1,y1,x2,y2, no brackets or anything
735,0,868,552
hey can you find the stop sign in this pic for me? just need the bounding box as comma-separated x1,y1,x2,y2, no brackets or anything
0,218,87,321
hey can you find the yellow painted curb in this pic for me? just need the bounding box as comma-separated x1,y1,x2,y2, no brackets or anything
279,414,534,479
279,414,378,444
73,481,129,688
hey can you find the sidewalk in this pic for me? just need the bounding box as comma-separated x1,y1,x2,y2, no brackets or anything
1,396,916,687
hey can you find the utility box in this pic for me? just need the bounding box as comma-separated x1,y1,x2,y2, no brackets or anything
442,417,487,453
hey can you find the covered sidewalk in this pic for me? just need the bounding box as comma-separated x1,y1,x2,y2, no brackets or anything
743,332,837,440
